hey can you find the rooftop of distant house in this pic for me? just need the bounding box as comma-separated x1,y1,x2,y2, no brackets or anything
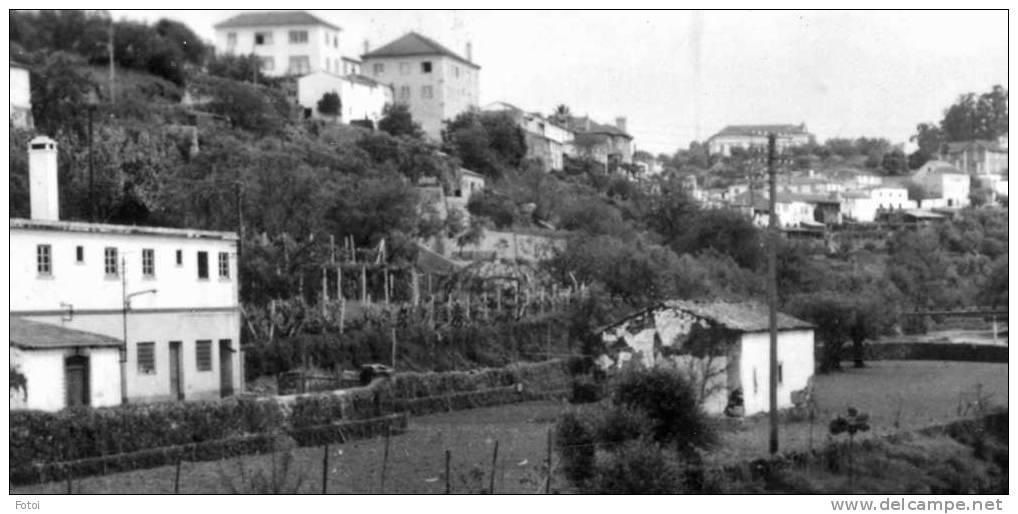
361,31,479,69
11,317,123,350
710,124,811,138
942,139,1008,154
10,218,238,241
559,115,632,139
599,299,813,335
214,11,341,31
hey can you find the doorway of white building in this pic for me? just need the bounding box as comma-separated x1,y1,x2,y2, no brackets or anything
219,340,234,397
169,341,184,401
64,355,90,407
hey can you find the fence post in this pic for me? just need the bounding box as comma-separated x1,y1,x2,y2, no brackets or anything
545,428,553,494
379,426,391,493
174,454,182,494
489,440,500,494
445,449,452,494
321,444,329,495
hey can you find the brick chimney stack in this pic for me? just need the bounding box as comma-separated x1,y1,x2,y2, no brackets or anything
28,136,59,221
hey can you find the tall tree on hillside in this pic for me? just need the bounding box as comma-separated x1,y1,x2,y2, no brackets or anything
378,103,423,139
941,85,1008,141
29,51,96,137
881,149,908,175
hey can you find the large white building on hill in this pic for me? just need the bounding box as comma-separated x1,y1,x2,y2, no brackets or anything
362,32,480,141
10,137,242,411
214,11,345,77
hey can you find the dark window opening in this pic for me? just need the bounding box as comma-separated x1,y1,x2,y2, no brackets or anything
137,342,156,374
197,251,209,279
421,61,432,73
76,245,84,263
196,340,213,371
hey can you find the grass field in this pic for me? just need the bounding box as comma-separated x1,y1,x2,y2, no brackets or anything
11,360,1007,494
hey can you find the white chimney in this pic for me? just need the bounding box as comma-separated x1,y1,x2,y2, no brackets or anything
465,41,473,62
363,39,370,55
28,136,59,221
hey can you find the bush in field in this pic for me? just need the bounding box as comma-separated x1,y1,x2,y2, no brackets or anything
611,367,715,452
586,438,685,494
569,375,603,404
555,412,596,486
595,405,654,451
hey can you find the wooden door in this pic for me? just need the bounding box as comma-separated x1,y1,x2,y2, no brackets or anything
219,340,234,397
169,341,183,401
64,355,90,407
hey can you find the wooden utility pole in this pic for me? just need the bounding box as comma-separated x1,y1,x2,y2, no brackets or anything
766,132,780,455
108,16,115,105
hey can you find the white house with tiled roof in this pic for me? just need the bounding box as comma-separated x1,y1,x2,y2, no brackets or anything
707,123,814,157
10,137,242,410
294,71,393,124
912,160,970,209
597,300,815,416
362,32,480,140
482,102,576,171
214,11,345,77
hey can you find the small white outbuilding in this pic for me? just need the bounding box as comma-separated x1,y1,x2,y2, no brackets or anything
597,300,815,416
10,317,124,411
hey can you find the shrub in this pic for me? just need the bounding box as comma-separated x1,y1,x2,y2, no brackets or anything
611,367,715,452
569,375,602,404
595,405,654,451
586,438,685,494
555,412,597,486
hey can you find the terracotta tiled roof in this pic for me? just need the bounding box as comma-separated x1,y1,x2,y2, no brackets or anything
361,32,479,69
10,317,123,350
214,11,340,31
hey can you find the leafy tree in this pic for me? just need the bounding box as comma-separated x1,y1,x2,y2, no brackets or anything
905,180,929,204
29,51,96,137
466,190,519,228
907,148,932,170
881,149,907,175
786,292,856,372
206,53,266,84
673,209,763,270
442,110,526,179
316,92,341,116
191,75,292,134
910,122,944,155
940,85,1008,141
323,173,421,249
378,103,422,139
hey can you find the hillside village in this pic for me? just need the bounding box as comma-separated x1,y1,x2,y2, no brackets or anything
7,10,1009,495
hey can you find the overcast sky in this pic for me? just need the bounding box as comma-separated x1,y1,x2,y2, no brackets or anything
112,10,1007,155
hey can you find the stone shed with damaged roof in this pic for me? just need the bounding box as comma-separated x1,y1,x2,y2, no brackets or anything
597,300,815,415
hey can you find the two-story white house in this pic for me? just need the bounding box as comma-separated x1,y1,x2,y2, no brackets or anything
362,32,480,141
214,11,345,77
10,137,242,411
10,61,33,129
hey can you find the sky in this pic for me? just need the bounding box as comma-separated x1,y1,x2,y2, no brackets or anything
110,10,1008,155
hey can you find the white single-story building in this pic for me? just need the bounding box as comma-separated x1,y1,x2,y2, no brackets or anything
597,300,815,416
11,317,124,411
296,70,393,125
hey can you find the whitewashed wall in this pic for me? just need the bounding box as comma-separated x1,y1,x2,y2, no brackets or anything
10,346,121,411
738,329,815,415
10,226,237,311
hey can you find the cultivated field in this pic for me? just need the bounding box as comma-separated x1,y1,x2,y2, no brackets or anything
11,360,1007,494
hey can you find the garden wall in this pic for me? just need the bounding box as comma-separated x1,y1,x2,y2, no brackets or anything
864,342,1006,363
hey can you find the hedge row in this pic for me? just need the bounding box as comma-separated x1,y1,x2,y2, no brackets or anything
864,342,1006,363
11,359,578,484
12,413,409,485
